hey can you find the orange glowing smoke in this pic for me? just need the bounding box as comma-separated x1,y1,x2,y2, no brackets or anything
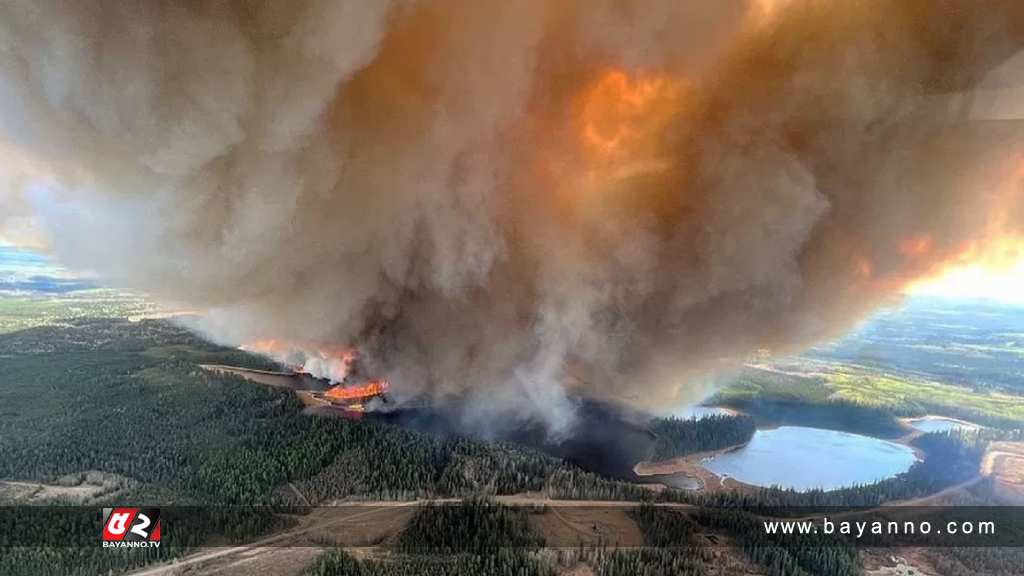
242,339,355,360
324,380,389,402
854,254,874,280
576,69,685,176
899,235,933,258
751,0,798,22
241,339,357,381
241,338,291,356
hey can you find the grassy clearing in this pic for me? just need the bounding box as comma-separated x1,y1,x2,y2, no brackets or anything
715,363,1024,429
823,368,1024,424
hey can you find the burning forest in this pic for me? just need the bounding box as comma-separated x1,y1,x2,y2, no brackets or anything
238,339,390,414
1,0,1024,436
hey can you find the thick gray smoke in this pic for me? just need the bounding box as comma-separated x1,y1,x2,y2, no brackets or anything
1,0,1023,435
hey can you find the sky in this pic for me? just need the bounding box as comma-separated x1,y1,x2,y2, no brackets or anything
0,243,96,294
908,260,1024,305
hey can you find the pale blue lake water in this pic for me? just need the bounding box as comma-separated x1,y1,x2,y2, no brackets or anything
703,426,917,491
907,416,978,433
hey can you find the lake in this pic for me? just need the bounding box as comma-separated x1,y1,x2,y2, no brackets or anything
703,426,917,491
907,416,979,433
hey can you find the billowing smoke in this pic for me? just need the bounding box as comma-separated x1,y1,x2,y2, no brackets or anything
1,0,1023,435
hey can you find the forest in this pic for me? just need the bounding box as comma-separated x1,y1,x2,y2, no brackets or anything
693,508,860,576
3,319,1021,576
304,549,555,576
300,500,833,576
648,414,756,461
0,319,639,576
0,319,642,507
304,499,553,576
396,499,544,554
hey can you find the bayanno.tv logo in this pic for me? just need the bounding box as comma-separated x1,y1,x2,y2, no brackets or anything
101,508,161,549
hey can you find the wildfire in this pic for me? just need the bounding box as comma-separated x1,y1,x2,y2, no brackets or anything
324,380,389,402
575,69,685,177
241,339,357,382
242,338,391,408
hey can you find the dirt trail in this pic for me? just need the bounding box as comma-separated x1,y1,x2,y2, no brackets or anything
287,483,311,507
128,503,421,576
200,365,299,389
126,440,1011,575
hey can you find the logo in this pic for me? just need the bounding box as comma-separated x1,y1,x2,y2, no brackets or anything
102,508,161,548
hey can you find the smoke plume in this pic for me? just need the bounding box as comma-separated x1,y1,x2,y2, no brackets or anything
1,0,1023,434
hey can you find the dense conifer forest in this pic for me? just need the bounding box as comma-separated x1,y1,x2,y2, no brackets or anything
3,319,1021,576
649,414,756,461
693,508,861,576
0,319,643,507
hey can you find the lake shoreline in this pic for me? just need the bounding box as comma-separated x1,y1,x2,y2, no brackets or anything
635,416,925,494
633,442,753,493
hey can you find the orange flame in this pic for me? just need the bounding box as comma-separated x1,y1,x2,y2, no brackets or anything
324,380,389,401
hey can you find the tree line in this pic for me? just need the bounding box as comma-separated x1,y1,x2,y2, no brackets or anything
649,414,756,461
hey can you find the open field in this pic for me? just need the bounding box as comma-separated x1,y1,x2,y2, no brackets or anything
718,361,1024,430
821,368,1024,424
803,297,1024,394
0,471,132,505
0,289,161,334
983,441,1024,504
120,476,1022,576
714,298,1024,431
121,499,755,576
199,364,302,389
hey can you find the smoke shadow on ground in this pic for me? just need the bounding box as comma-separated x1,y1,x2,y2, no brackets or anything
371,398,659,482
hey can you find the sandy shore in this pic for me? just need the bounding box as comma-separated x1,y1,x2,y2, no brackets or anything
633,443,752,493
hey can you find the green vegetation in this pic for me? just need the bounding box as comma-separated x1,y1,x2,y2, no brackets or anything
0,507,290,576
713,366,1024,433
649,415,756,461
306,500,551,576
0,318,645,576
305,548,555,576
804,298,1024,395
591,549,709,576
821,367,1024,427
600,505,712,576
397,499,543,554
0,289,157,334
307,502,715,576
4,299,1023,576
544,468,649,501
693,509,861,576
717,300,1024,429
0,318,642,506
629,504,697,548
